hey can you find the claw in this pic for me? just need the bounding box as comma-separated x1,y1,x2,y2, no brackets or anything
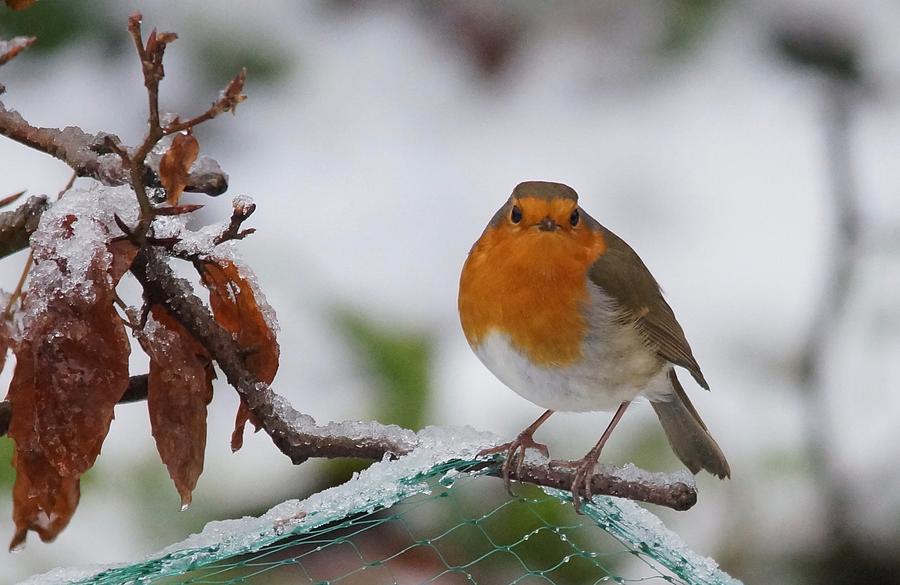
570,455,600,514
478,430,551,496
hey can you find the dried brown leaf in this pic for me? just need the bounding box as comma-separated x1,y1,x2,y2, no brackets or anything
108,239,139,285
159,133,199,205
199,260,279,450
7,218,131,547
230,400,260,452
10,448,80,550
139,305,214,508
4,0,35,11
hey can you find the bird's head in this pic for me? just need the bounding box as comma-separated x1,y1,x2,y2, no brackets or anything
487,181,596,241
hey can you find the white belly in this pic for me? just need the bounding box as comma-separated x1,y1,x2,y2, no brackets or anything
472,284,673,412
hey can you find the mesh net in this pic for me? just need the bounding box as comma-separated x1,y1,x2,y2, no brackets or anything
57,457,740,585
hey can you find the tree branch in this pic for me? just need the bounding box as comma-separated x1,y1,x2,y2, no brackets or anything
0,103,228,196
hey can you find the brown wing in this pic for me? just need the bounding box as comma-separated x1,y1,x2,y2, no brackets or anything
587,220,709,390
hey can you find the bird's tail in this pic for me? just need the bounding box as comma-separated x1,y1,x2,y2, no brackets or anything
651,369,730,479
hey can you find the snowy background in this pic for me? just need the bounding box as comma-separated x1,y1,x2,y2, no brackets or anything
2,1,900,583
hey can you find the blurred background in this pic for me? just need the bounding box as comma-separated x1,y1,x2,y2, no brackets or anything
2,1,900,583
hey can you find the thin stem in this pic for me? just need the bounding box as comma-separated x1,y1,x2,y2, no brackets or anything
3,253,31,321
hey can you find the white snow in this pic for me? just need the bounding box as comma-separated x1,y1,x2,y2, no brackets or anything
598,462,696,491
25,183,139,320
188,155,226,180
268,387,419,450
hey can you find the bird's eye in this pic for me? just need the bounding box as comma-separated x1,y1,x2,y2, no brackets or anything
511,205,522,224
569,209,580,226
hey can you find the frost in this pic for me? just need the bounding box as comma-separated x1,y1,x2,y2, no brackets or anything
94,153,129,185
577,496,743,585
597,462,696,490
25,184,139,323
232,194,254,208
267,390,418,448
228,254,279,333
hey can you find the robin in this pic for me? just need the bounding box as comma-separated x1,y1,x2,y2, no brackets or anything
458,181,730,511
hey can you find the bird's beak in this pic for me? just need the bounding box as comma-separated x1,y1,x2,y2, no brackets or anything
537,217,557,231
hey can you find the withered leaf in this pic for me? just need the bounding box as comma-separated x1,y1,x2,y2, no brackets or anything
159,132,199,205
108,239,139,284
231,401,259,452
7,214,132,548
10,450,79,550
199,260,279,451
139,305,214,508
4,0,35,11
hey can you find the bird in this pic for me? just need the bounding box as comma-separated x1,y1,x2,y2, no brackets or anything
458,181,730,511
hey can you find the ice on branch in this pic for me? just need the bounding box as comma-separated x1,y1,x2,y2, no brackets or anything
598,462,696,491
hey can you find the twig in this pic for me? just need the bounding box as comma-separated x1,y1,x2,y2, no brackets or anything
0,195,47,259
0,191,25,208
215,197,256,246
163,69,247,135
3,253,31,320
104,13,247,243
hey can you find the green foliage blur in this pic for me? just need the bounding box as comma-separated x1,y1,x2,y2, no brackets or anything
0,0,290,92
0,1,124,54
322,311,433,488
335,311,431,432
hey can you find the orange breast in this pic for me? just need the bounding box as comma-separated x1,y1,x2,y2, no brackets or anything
459,226,607,366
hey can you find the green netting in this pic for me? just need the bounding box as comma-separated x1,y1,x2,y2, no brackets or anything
53,457,740,585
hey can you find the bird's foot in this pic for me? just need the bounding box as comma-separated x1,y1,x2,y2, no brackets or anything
568,451,603,514
478,431,550,495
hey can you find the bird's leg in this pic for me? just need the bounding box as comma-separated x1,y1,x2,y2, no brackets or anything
570,401,631,514
478,409,554,494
